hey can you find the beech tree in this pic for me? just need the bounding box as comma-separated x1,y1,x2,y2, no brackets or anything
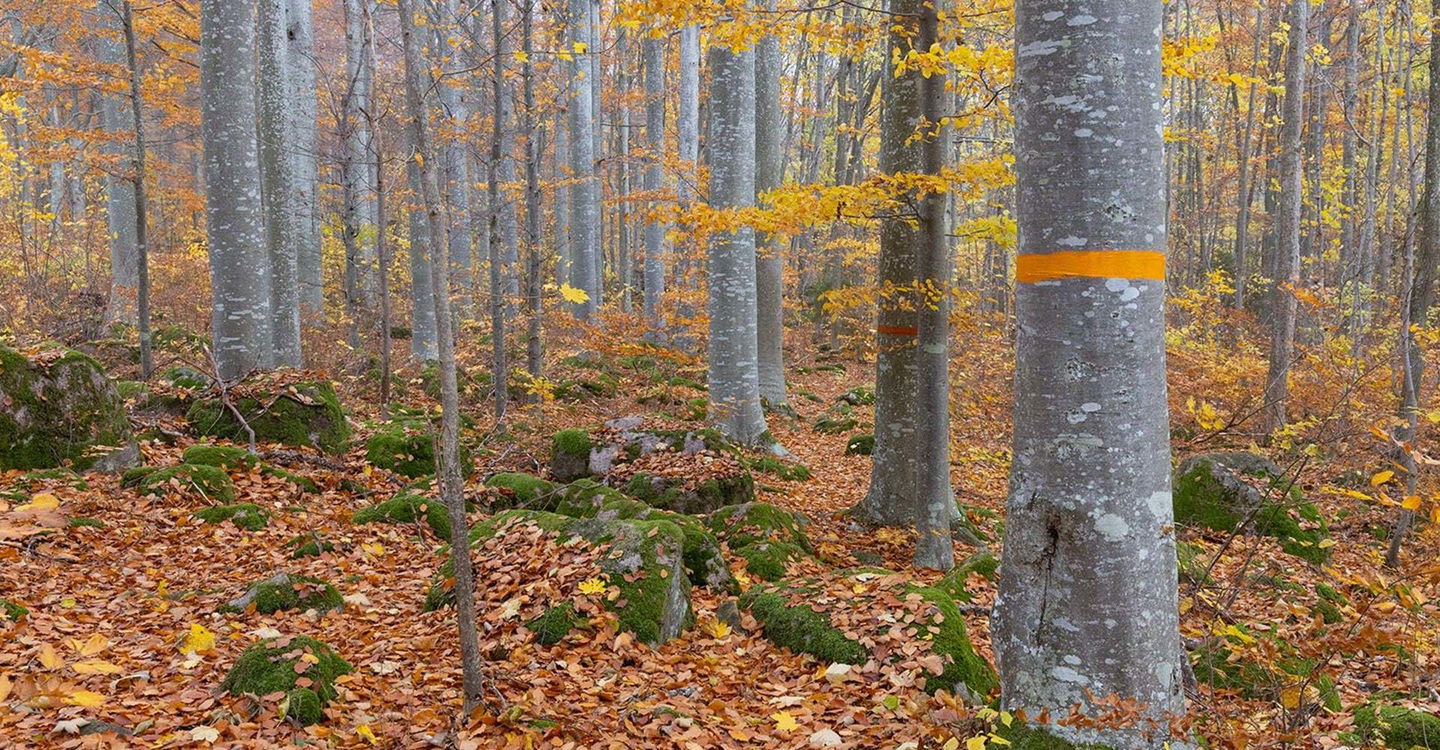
199,0,271,380
755,6,790,412
258,0,302,367
992,0,1188,742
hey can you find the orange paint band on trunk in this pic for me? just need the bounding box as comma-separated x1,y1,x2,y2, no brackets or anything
1015,250,1166,283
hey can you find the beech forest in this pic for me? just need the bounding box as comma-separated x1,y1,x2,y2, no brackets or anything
3,0,1440,747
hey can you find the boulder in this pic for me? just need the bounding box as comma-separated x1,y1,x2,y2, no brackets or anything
426,510,694,644
352,492,452,539
1352,702,1440,749
220,636,352,725
740,569,997,699
193,503,270,531
1174,452,1330,563
221,572,343,614
548,418,736,482
187,379,349,454
0,345,138,472
619,461,756,515
123,463,237,502
845,434,875,456
486,472,560,507
708,502,814,582
365,420,470,478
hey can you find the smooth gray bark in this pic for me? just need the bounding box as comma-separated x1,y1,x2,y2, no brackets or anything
994,0,1188,742
521,0,544,376
755,6,790,411
258,0,302,367
642,35,668,333
409,143,439,362
487,0,508,421
341,0,375,335
97,2,138,326
288,0,321,316
705,43,772,448
567,0,600,319
1261,0,1307,435
434,0,474,309
200,0,271,379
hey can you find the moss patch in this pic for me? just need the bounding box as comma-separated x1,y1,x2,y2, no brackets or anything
845,434,875,456
1173,453,1330,564
222,573,343,614
181,444,259,470
707,502,812,552
744,455,812,481
220,636,353,725
0,344,137,471
124,463,237,502
352,492,451,539
1354,702,1440,748
550,429,594,482
285,532,336,558
486,472,560,507
527,603,587,645
186,380,350,454
1,598,27,621
193,503,271,531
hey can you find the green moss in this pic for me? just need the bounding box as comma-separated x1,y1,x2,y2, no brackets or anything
286,532,335,558
911,584,998,697
67,516,104,529
707,502,812,552
549,479,648,518
0,345,135,471
1173,455,1329,564
992,724,1116,749
650,511,735,591
837,385,876,406
1354,702,1440,748
845,434,875,456
181,444,258,470
527,603,586,645
486,473,559,507
186,380,349,454
813,414,859,435
937,551,1000,602
352,492,451,539
1175,541,1212,585
364,422,470,479
220,636,353,726
193,503,271,531
734,540,807,581
19,468,89,490
552,429,592,458
222,574,343,614
744,456,812,481
125,463,237,502
1,598,27,621
261,465,320,493
429,512,694,643
1313,598,1343,624
740,587,867,664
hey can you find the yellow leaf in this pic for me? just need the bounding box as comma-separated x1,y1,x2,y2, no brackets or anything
356,725,378,745
64,689,105,708
1317,539,1337,548
512,50,529,64
70,633,108,656
17,492,59,512
967,737,988,750
73,659,122,675
1403,495,1422,511
944,739,960,750
771,711,798,732
38,643,65,670
706,620,732,639
361,542,386,557
578,577,607,596
573,41,588,54
181,624,216,654
559,284,591,304
60,597,76,609
1371,470,1396,486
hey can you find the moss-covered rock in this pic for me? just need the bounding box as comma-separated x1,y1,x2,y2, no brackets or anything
0,345,138,472
124,463,237,502
837,385,876,406
624,470,756,515
352,492,451,539
550,428,593,482
220,636,353,725
527,603,587,646
937,551,1000,603
740,570,997,698
159,365,210,390
182,444,259,471
285,532,336,558
364,421,470,479
1,598,27,621
261,465,320,494
193,503,271,531
187,380,350,454
1353,701,1440,748
427,511,694,644
221,573,343,614
744,455,812,481
733,540,808,581
485,472,560,507
845,434,875,456
1173,452,1330,564
1190,624,1340,710
707,502,812,552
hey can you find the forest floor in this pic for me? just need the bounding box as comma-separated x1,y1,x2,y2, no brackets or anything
2,315,1440,749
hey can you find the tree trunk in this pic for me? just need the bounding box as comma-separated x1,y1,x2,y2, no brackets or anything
642,35,668,335
200,0,271,380
487,0,509,422
408,152,439,362
521,0,544,377
567,0,600,320
705,41,773,449
1261,0,1308,435
994,0,1188,740
396,0,485,710
120,0,151,378
288,0,321,317
258,0,302,368
97,1,138,327
755,2,790,412
1232,0,1265,309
